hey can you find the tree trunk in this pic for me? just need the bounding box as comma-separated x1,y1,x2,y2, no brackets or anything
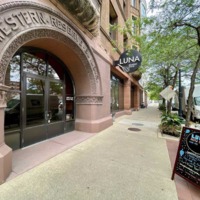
167,99,172,113
167,67,178,114
185,52,200,127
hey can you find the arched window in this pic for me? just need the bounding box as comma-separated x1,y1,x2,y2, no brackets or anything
5,48,75,149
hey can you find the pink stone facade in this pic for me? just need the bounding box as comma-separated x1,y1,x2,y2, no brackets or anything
0,0,144,183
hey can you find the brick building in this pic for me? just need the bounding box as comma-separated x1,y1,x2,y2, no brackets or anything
0,0,145,183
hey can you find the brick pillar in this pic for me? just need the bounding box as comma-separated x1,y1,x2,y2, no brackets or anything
124,79,131,113
133,86,140,110
0,84,12,184
145,92,148,107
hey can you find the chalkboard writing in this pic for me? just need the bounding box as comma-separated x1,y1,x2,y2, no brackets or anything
172,127,200,188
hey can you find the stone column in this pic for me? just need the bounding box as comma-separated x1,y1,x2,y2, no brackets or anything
133,86,140,110
124,79,131,113
0,84,12,184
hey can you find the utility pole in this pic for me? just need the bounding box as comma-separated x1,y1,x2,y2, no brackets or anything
178,69,182,117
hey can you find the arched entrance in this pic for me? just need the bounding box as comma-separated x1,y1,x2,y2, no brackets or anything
5,47,75,149
0,1,109,183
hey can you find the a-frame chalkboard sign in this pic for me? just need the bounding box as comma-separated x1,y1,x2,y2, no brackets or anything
172,127,200,188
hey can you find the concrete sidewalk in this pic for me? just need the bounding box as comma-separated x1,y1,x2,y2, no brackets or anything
0,104,186,199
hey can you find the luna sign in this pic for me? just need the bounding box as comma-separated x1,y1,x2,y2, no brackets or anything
114,49,142,73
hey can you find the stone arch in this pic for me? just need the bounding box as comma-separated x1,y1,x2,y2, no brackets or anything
0,28,101,97
0,0,111,184
0,1,102,99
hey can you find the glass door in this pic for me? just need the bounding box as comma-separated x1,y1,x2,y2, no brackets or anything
22,74,65,146
5,47,75,149
23,74,47,146
46,80,64,138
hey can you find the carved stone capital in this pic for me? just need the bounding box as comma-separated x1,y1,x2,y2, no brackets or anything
0,84,10,107
76,96,103,104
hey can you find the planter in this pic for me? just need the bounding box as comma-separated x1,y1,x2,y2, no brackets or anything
159,113,183,137
130,70,142,80
159,124,181,137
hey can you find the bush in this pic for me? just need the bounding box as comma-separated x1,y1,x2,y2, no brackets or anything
158,104,166,111
159,113,183,137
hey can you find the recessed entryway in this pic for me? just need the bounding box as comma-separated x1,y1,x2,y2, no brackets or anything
4,47,75,150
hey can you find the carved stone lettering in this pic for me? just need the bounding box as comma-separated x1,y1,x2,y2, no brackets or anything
0,32,5,42
12,13,26,26
0,18,12,36
36,12,47,24
5,16,19,31
0,2,101,95
50,15,66,31
28,11,40,24
21,11,32,25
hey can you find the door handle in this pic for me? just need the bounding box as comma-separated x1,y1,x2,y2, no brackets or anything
48,111,52,120
45,111,52,121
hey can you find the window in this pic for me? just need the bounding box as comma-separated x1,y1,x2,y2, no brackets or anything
110,74,124,112
123,34,128,50
131,0,136,7
132,16,137,34
194,97,200,106
4,48,75,149
5,54,21,92
123,1,126,13
109,2,118,40
141,3,146,17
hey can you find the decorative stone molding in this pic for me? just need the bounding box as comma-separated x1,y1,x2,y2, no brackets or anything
0,1,102,95
76,96,103,104
0,84,10,107
51,0,100,36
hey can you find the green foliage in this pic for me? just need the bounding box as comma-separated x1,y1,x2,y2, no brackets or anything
143,0,200,116
158,103,166,111
111,0,200,118
159,112,183,137
161,113,183,126
145,82,162,100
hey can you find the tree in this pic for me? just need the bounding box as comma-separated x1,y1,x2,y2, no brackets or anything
145,82,162,100
148,0,200,126
110,0,200,123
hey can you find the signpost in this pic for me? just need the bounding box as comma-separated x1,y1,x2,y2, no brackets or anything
160,86,176,101
114,49,142,73
172,127,200,188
